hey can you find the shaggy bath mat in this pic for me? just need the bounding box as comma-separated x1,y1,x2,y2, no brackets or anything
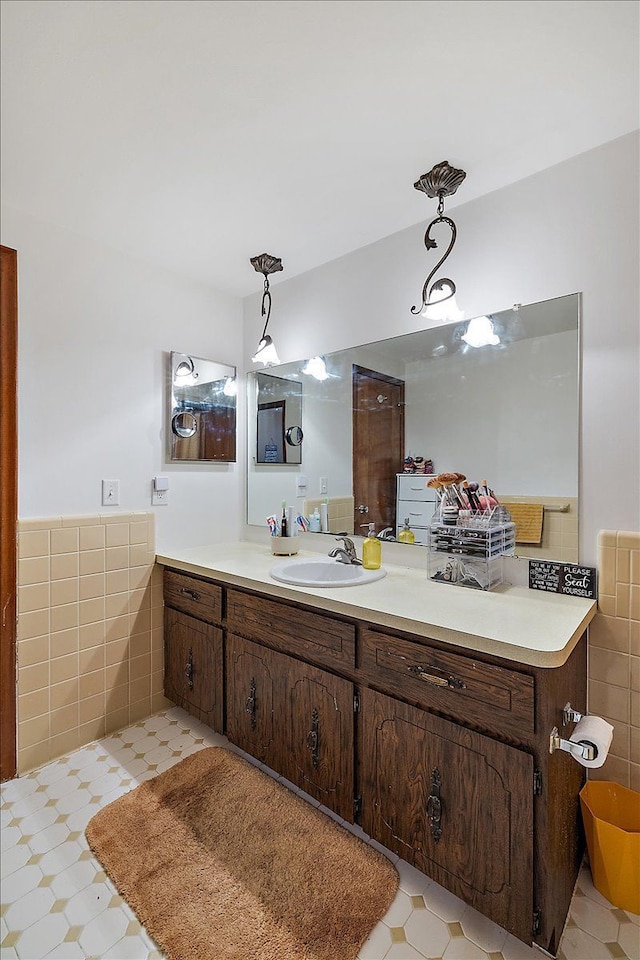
86,747,399,960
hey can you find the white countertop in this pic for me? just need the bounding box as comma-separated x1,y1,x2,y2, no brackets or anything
155,541,596,668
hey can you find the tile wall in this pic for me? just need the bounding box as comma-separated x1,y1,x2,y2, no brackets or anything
16,512,168,775
588,530,640,789
304,496,355,535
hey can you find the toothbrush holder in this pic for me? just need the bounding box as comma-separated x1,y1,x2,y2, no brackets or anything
270,536,299,556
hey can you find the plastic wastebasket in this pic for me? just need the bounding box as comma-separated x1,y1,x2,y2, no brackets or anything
579,780,640,913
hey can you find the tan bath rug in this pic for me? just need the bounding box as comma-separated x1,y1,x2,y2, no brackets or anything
86,746,398,960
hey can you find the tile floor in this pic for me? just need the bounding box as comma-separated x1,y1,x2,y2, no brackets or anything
1,708,638,960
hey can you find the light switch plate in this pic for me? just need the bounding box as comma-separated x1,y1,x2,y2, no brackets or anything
102,479,120,506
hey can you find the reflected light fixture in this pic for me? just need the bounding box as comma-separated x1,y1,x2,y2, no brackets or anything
173,355,198,385
301,356,329,381
250,253,283,366
223,376,237,397
411,160,466,322
462,315,500,348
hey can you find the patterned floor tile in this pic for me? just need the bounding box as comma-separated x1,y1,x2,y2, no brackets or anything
1,707,634,960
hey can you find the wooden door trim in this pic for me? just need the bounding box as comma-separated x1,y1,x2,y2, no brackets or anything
0,245,18,781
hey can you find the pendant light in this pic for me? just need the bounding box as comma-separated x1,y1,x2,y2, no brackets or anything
411,160,466,321
250,253,283,366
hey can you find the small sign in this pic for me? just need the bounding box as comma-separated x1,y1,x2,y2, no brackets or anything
528,560,597,599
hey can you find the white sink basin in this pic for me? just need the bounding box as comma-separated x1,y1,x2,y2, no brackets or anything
270,557,387,588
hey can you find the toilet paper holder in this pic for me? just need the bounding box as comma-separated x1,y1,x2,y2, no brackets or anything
549,702,595,761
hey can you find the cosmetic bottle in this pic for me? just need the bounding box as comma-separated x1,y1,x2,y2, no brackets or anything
362,522,382,570
309,509,321,532
320,498,329,533
398,518,415,544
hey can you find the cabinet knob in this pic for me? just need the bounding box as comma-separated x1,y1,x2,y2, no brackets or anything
180,587,201,602
306,707,320,768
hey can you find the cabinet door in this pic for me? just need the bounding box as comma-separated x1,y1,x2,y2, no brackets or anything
226,633,277,766
359,687,533,943
282,661,354,822
164,607,223,730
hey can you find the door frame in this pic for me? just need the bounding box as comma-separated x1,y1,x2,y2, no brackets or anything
0,245,18,781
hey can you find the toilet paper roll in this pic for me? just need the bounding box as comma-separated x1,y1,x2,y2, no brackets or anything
569,716,614,768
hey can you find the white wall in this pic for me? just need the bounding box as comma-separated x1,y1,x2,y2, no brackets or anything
243,133,640,565
2,205,244,553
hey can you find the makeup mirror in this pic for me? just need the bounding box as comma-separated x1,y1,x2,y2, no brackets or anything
169,352,237,462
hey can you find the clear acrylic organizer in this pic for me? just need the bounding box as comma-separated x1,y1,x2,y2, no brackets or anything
427,508,515,591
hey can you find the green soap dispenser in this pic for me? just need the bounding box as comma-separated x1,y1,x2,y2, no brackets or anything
362,522,382,570
398,518,415,544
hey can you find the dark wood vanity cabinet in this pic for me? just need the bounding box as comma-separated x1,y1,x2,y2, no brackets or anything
163,566,587,956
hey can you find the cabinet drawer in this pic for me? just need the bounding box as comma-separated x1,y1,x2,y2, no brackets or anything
226,589,355,670
163,569,222,625
397,499,434,527
360,629,534,736
397,475,437,501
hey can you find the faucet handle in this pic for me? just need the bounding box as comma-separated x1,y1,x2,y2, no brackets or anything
335,536,357,559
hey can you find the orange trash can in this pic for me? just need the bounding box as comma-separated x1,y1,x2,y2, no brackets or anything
579,780,640,914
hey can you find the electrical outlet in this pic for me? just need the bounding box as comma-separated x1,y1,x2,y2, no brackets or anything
319,477,328,495
296,474,308,494
102,480,120,506
152,476,169,506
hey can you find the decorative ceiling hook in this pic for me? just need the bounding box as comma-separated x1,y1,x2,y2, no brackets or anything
250,253,283,366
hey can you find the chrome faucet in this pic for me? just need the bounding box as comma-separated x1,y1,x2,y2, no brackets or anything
377,527,396,541
328,536,362,565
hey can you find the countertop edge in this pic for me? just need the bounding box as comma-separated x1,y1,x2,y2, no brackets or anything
155,548,596,669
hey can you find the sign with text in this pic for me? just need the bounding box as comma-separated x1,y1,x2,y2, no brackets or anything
528,560,597,599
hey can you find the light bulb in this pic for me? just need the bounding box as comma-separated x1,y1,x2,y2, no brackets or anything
251,335,280,366
462,316,500,348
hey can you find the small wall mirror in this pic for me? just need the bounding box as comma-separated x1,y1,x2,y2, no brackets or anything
255,372,303,465
169,352,237,462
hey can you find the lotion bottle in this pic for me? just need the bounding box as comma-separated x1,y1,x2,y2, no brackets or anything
362,522,382,570
320,498,329,533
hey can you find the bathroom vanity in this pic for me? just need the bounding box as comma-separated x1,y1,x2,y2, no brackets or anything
157,542,596,956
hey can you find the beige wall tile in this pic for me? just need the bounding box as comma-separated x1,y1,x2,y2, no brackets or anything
80,550,105,576
598,595,616,617
19,556,50,585
151,626,163,652
105,615,129,643
151,606,164,630
630,726,640,765
129,698,151,724
106,662,128,691
105,682,128,712
106,523,129,547
598,546,617,595
19,582,50,614
618,531,640,550
130,653,150,681
19,529,49,559
129,521,149,544
631,550,640,586
631,620,640,657
62,514,99,527
51,553,78,580
589,647,630,688
50,678,79,711
79,573,105,601
18,741,51,775
51,527,79,554
105,592,129,619
588,679,629,724
130,609,151,636
19,517,61,531
130,633,150,659
106,636,129,666
151,647,163,674
630,584,640,622
79,525,106,550
78,718,105,744
130,676,150,703
631,691,640,728
18,608,49,641
105,707,129,735
79,620,106,651
79,597,105,625
49,728,80,762
130,565,152,591
589,614,629,653
79,694,104,725
51,627,79,658
152,693,173,713
588,753,630,787
616,582,630,619
19,713,50,749
18,690,49,722
106,569,129,595
151,670,164,696
50,653,78,685
79,668,105,701
18,635,50,668
51,704,79,736
51,578,79,607
151,564,163,587
599,531,618,548
130,544,153,567
79,646,104,675
129,587,150,614
19,661,49,695
50,602,78,633
106,546,129,571
606,720,629,760
630,762,640,792
617,549,631,584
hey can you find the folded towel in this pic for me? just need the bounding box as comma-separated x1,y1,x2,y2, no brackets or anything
504,502,544,544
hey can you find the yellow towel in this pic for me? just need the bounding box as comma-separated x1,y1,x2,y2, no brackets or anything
504,502,544,545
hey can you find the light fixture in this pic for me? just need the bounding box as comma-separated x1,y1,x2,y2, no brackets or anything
462,315,500,348
302,356,329,381
250,253,283,366
173,355,198,385
411,160,466,321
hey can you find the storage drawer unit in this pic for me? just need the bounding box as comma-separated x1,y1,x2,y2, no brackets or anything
396,474,436,541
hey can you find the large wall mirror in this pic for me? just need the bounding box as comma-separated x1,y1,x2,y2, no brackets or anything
169,352,237,462
247,293,580,562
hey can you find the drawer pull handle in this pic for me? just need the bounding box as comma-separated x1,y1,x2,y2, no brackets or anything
245,678,257,730
180,587,201,602
185,647,194,690
408,665,466,689
425,768,443,843
306,707,320,769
